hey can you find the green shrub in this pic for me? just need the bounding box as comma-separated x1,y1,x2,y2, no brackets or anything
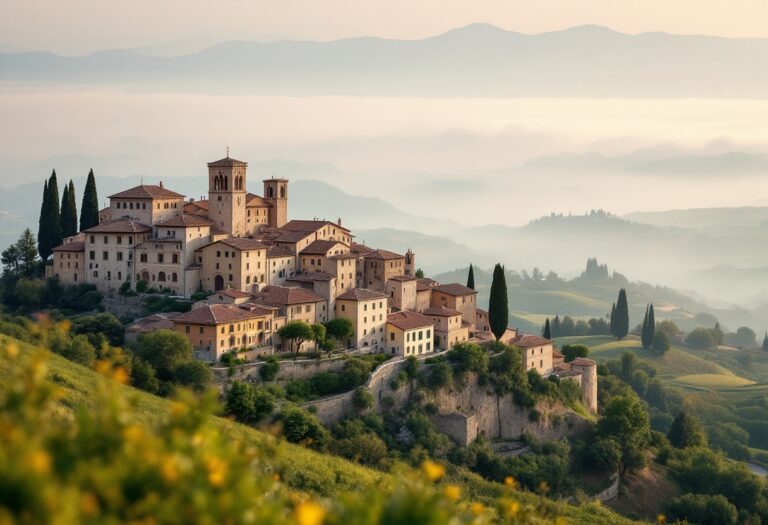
259,357,280,381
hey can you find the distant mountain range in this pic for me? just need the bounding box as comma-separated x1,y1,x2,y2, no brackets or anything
4,24,768,97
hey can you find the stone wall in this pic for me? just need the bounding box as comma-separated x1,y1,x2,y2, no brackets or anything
212,356,348,384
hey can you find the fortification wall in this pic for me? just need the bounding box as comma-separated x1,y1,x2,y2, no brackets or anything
212,357,348,384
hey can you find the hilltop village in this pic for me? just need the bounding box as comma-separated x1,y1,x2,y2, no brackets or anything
48,155,596,411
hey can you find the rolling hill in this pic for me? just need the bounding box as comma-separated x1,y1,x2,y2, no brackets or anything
5,24,768,97
0,334,637,524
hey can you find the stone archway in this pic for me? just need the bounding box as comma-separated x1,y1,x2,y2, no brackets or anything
214,275,224,291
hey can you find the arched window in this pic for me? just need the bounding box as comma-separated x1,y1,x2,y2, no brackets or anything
280,185,285,198
268,186,274,198
158,271,166,282
172,273,178,282
223,176,228,191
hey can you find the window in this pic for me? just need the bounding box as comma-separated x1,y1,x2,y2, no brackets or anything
185,326,190,334
172,254,178,264
103,236,108,244
89,251,95,260
117,252,123,261
117,236,122,244
140,253,148,263
90,236,95,243
390,333,394,341
128,236,133,244
158,254,164,264
102,251,108,261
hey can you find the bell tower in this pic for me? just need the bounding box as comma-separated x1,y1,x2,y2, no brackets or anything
263,177,288,228
207,153,247,236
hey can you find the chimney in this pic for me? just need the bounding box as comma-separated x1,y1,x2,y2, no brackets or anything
337,218,342,226
159,181,164,188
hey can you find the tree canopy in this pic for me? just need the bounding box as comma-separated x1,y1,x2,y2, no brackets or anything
79,169,100,232
278,321,315,353
488,263,508,341
667,411,707,449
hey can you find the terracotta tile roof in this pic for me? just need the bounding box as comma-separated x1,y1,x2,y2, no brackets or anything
433,283,477,296
216,238,269,251
337,288,388,301
350,242,374,255
387,311,436,331
155,214,213,228
109,184,184,200
127,312,181,333
184,200,209,216
83,218,152,234
328,253,357,260
388,274,416,282
213,288,252,299
246,193,273,207
207,156,247,167
281,219,351,233
364,248,404,261
422,306,461,317
416,282,432,292
299,239,346,255
53,241,85,252
272,230,314,243
286,272,335,283
418,277,439,287
476,308,489,315
266,246,294,258
512,334,552,348
253,285,325,306
173,304,266,325
570,357,597,367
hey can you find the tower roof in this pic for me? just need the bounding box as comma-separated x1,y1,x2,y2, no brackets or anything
208,156,248,168
263,177,288,182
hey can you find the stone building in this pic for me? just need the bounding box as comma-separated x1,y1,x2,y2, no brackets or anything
386,311,436,356
512,334,555,376
334,288,388,351
430,283,477,329
423,306,469,350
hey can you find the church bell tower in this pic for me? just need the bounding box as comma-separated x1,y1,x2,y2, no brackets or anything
263,177,288,228
208,153,247,237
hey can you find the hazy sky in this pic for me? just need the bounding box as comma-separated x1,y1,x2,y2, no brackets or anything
3,0,768,54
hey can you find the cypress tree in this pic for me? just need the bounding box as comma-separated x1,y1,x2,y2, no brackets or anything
763,333,768,352
80,169,100,231
60,180,78,237
47,170,62,252
647,304,655,348
466,264,475,290
552,315,561,338
641,305,650,349
37,179,50,261
488,263,508,341
613,289,629,340
542,318,552,340
610,303,617,338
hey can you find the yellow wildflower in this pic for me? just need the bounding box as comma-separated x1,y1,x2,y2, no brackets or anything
443,485,461,501
470,502,485,515
4,343,18,359
29,450,50,474
206,457,227,487
657,515,666,524
80,492,99,516
504,476,518,489
422,459,445,481
295,501,325,525
112,367,129,384
161,456,179,483
507,501,520,517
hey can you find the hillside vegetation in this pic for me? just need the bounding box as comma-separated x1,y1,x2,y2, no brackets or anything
0,334,638,525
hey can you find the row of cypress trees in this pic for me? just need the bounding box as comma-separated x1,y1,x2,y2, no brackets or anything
38,169,99,261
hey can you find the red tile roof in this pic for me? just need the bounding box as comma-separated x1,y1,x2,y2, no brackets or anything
109,184,184,200
207,156,247,167
422,306,462,317
216,238,269,251
281,220,351,233
337,288,388,301
52,241,85,252
364,249,404,261
213,288,252,299
266,246,295,258
512,334,552,348
155,214,213,228
387,311,436,331
433,283,477,296
388,274,416,282
83,218,152,234
328,253,357,260
173,304,267,325
300,240,348,256
246,193,273,207
253,286,325,306
570,357,597,367
286,272,335,283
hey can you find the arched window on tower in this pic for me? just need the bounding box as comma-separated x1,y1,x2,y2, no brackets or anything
280,185,285,198
268,186,274,198
224,176,228,191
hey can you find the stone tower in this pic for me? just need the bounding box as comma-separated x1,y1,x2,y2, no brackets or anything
263,177,288,228
570,358,598,413
404,249,416,276
208,155,247,237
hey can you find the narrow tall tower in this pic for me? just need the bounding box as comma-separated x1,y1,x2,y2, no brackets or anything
263,177,288,228
208,155,247,236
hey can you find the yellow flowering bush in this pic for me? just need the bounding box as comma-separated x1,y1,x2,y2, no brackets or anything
0,342,564,524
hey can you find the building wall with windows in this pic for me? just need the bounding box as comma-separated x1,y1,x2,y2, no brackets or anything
51,242,85,285
83,228,151,293
385,324,434,357
334,295,388,351
134,240,185,294
199,241,268,293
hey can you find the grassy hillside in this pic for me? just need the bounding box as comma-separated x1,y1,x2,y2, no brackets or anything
0,335,638,525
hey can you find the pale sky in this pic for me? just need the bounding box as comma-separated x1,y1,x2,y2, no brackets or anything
3,0,768,54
